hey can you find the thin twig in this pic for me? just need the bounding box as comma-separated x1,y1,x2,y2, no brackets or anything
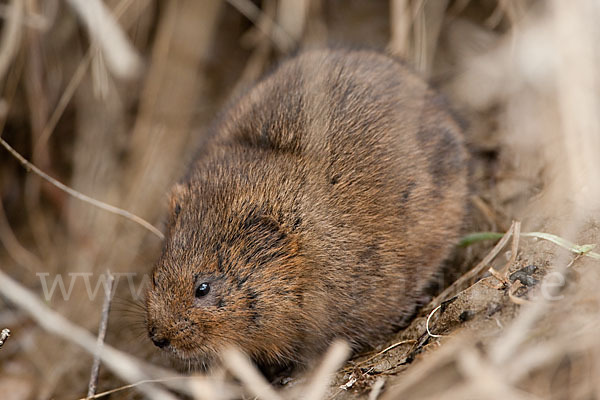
0,137,164,240
87,272,116,399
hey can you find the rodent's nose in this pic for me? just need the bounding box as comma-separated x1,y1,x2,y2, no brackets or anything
148,325,170,349
151,336,170,349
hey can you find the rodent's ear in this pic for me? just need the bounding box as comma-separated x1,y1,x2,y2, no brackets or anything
242,209,301,254
168,183,187,216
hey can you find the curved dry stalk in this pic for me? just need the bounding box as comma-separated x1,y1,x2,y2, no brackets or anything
350,339,416,370
0,137,164,240
426,305,445,338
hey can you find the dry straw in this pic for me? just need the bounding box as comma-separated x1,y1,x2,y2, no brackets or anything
0,137,165,240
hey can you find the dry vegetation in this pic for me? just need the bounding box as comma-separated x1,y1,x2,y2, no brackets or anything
1,0,600,399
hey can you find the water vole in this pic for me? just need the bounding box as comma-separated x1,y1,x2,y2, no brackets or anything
145,49,468,368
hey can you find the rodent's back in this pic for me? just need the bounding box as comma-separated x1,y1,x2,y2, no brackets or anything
146,49,468,367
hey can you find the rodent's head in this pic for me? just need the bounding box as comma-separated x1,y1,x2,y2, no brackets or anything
145,181,312,367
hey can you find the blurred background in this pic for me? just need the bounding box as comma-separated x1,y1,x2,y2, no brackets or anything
1,0,600,399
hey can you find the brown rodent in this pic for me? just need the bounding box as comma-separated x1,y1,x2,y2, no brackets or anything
145,49,468,369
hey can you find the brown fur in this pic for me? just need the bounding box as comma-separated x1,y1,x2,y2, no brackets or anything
145,49,468,368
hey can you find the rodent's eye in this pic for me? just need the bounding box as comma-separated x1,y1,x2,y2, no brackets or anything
195,282,210,298
174,203,181,216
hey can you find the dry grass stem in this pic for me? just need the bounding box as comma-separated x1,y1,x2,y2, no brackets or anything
64,0,141,79
352,340,417,370
0,137,165,239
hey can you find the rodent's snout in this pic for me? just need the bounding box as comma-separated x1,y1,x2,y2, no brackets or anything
145,274,204,357
147,322,171,349
148,325,171,349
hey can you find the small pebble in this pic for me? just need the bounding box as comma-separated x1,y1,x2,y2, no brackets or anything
509,265,539,287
